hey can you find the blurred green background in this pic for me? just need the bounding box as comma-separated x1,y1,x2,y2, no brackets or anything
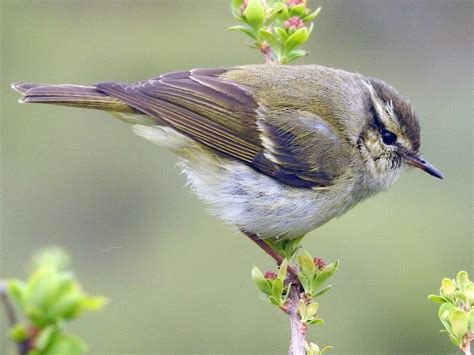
1,0,472,354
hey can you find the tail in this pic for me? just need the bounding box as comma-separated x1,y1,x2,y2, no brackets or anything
11,82,137,113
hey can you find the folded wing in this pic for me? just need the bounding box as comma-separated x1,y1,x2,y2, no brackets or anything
96,68,348,188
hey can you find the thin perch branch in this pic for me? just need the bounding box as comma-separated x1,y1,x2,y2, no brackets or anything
0,280,28,355
241,230,298,275
462,333,473,355
260,43,278,65
242,230,308,353
0,280,17,328
288,284,305,355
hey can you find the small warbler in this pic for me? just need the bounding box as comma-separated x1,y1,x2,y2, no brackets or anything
12,65,443,242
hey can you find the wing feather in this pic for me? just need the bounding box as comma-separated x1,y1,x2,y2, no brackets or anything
95,68,348,188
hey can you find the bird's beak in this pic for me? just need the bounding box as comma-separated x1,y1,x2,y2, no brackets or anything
404,154,444,179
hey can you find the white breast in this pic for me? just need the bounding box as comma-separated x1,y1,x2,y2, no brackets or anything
132,124,364,239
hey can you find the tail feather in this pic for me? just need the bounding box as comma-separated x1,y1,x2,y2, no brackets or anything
11,83,137,113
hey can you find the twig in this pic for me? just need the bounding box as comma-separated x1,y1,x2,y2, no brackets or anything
288,284,305,355
241,230,299,275
242,230,306,353
0,280,17,328
463,333,473,355
260,43,278,65
0,280,28,355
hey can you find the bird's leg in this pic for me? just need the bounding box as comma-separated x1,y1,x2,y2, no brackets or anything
240,229,299,275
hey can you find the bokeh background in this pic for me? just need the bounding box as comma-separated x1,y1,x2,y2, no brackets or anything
1,0,472,354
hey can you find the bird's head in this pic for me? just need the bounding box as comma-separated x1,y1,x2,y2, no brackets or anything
358,77,443,189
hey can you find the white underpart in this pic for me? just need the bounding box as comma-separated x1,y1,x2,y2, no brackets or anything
132,124,189,150
132,124,365,239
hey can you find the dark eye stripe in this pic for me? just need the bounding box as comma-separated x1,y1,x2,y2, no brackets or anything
369,104,398,145
369,104,383,128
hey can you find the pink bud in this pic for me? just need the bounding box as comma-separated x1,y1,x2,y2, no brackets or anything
240,0,249,14
260,42,271,55
313,257,327,269
264,271,277,280
287,0,305,7
283,16,305,30
299,323,307,335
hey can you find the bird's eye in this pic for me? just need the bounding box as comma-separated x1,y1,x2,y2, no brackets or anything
381,129,397,145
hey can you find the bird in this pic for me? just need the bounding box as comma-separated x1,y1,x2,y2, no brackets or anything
11,64,443,246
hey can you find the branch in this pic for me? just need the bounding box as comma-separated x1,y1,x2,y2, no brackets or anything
0,280,17,328
462,333,473,355
248,237,337,354
0,280,27,355
1,248,107,354
242,230,299,275
288,284,305,355
230,0,320,65
428,271,474,354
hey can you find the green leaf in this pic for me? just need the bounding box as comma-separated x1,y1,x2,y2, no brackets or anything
26,304,47,327
290,4,306,17
455,290,467,305
286,49,307,63
298,273,311,293
265,3,286,25
278,259,289,281
440,278,456,299
313,261,339,290
35,325,57,351
259,29,281,54
82,296,107,311
303,7,321,23
448,334,461,346
427,294,447,304
320,346,334,354
251,267,271,295
456,271,469,290
42,334,87,355
228,25,257,40
231,0,245,18
269,295,280,305
51,291,83,320
297,300,306,316
43,275,79,318
298,251,316,279
449,309,468,339
275,27,289,41
243,0,265,31
306,302,319,318
441,320,452,334
307,318,325,325
6,280,27,308
284,27,309,53
468,309,474,326
9,324,29,342
464,283,474,306
312,284,332,298
438,302,455,321
272,278,284,299
284,239,300,258
32,247,70,272
304,341,320,354
25,267,57,309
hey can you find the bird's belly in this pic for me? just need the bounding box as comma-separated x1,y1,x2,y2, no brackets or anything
182,157,360,239
132,124,359,239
